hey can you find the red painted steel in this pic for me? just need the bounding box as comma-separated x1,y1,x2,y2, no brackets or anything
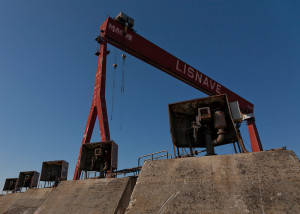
73,20,110,180
103,18,254,114
74,16,263,179
247,119,263,152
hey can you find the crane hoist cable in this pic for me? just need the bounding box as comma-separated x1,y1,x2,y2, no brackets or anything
121,54,126,93
111,49,118,120
120,53,126,129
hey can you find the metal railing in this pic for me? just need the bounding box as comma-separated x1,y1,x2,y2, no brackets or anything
138,150,172,168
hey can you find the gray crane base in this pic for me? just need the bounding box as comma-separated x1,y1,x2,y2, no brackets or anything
36,177,136,214
126,150,300,214
0,192,23,213
0,177,136,214
4,188,53,214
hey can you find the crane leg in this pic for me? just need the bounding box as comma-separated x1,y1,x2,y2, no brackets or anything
73,41,110,180
247,119,263,152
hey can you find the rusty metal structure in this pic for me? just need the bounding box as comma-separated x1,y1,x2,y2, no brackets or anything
3,178,20,192
73,12,263,180
16,171,39,189
169,94,246,156
79,141,118,178
40,160,69,187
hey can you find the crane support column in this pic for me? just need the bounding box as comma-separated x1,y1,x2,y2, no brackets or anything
73,39,110,180
247,119,263,152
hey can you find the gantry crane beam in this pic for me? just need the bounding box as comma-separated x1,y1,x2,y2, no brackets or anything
73,17,263,180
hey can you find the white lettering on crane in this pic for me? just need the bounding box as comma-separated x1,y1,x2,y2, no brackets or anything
216,84,221,93
203,77,209,87
175,60,222,94
187,67,194,78
176,60,183,73
195,72,203,84
210,80,216,90
108,23,133,41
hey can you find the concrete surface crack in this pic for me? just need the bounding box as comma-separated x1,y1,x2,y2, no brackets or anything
158,191,180,214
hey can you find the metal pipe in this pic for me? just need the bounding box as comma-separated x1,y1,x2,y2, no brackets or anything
205,128,215,155
212,129,225,145
176,147,181,158
99,162,105,178
212,111,226,145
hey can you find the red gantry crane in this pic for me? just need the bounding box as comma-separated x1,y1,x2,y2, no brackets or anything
73,13,263,180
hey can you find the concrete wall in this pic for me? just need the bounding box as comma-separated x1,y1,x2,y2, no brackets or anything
0,150,299,213
36,177,136,214
0,192,24,213
126,150,300,214
4,188,53,214
0,177,136,214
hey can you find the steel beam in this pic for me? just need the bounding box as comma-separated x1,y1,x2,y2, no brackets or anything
73,34,110,180
103,17,254,114
247,119,263,152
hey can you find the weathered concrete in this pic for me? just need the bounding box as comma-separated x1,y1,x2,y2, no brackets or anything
0,192,23,213
126,150,300,214
4,188,53,214
36,177,136,214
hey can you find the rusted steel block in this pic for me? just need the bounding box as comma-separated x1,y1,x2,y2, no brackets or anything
16,171,39,188
3,178,20,192
79,141,118,175
40,160,69,182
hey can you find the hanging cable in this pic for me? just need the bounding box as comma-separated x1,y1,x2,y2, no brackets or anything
111,49,118,120
120,53,126,129
121,54,126,93
111,63,117,120
120,88,124,130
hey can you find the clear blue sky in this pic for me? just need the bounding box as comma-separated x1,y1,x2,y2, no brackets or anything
0,0,299,188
